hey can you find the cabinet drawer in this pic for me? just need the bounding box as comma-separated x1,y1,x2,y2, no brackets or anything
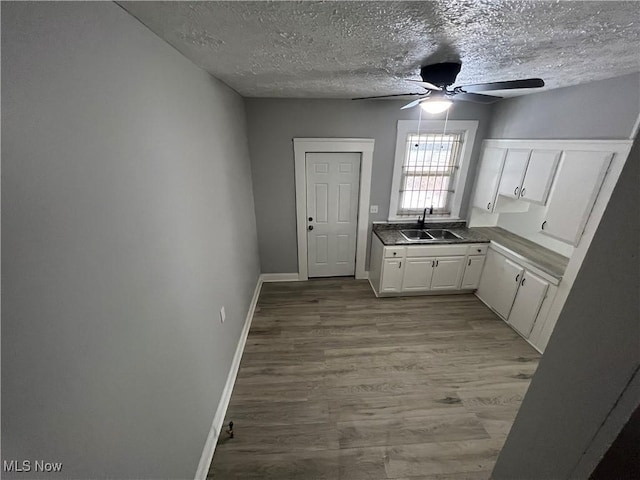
467,244,488,255
384,246,406,258
406,244,468,257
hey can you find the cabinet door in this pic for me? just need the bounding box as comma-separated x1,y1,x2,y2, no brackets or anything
520,149,561,205
461,255,486,289
402,257,435,291
508,271,549,338
476,249,523,319
381,258,404,293
498,149,531,199
542,150,613,246
430,256,465,290
472,147,507,212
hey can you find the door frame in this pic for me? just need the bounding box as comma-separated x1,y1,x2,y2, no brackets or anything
293,138,374,281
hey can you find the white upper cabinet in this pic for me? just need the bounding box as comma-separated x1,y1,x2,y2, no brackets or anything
541,150,613,246
472,147,507,213
498,149,531,199
520,150,561,205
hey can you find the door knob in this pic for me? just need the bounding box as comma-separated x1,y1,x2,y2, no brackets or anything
308,217,313,221
308,225,314,231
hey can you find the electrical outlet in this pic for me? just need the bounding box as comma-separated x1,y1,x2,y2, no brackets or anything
220,306,226,323
370,205,378,214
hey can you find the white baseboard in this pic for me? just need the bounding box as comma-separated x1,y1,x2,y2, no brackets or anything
260,273,300,282
194,277,263,480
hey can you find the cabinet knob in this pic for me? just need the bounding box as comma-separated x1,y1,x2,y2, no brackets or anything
308,225,313,231
521,188,526,197
393,252,397,256
514,186,519,196
398,261,402,268
308,217,313,221
487,202,491,210
477,248,481,253
468,258,471,266
541,220,547,230
521,277,526,286
515,273,520,283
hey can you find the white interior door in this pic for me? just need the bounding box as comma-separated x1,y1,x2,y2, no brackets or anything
306,152,361,277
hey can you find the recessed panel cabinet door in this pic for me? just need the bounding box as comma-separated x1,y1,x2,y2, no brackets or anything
381,258,404,293
472,147,507,212
402,257,435,291
498,149,531,199
508,271,549,338
461,255,486,289
430,256,465,290
541,150,613,246
520,149,561,205
476,249,523,319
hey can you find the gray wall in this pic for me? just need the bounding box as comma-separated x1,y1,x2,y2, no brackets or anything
2,3,259,479
488,72,640,139
245,98,492,273
492,133,640,478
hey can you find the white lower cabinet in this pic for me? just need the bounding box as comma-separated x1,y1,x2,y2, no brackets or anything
476,249,523,318
429,257,466,291
461,255,486,289
380,258,404,293
402,257,434,291
508,271,549,338
476,247,554,343
369,236,487,296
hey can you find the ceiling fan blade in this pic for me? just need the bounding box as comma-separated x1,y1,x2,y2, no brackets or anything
400,98,426,110
454,92,502,104
405,79,442,91
352,92,425,100
458,78,545,92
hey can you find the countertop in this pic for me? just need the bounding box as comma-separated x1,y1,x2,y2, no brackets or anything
373,222,490,246
373,223,569,280
470,227,569,280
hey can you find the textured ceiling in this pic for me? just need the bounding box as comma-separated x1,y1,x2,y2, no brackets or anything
120,1,640,99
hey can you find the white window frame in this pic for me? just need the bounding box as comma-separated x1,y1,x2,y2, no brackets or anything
388,120,478,221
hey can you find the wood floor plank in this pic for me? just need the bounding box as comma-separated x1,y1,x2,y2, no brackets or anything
208,278,540,479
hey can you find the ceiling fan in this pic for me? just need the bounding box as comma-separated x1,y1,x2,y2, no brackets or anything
353,62,545,113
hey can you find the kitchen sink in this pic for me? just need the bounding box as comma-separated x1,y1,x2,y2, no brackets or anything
400,229,434,241
425,229,462,240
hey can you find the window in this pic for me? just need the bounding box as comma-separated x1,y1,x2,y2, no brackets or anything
389,120,478,220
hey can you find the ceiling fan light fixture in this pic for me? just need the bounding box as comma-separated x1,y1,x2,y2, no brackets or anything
420,98,453,114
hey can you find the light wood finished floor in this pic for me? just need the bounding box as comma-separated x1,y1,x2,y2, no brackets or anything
208,278,540,479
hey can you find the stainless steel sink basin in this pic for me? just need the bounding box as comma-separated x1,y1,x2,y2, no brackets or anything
400,229,434,241
425,229,462,240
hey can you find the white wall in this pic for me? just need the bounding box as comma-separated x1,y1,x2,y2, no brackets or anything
245,98,492,273
2,3,259,478
488,73,639,140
